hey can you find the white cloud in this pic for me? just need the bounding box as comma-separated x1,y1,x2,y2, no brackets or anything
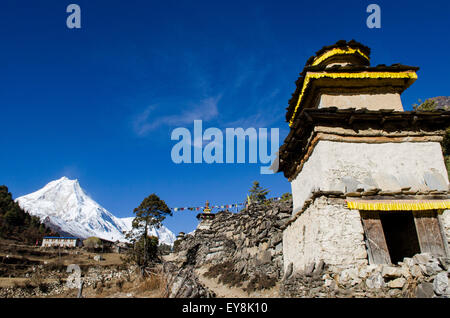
133,95,221,136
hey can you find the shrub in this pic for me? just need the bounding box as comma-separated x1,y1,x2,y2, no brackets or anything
116,279,124,290
204,262,248,287
83,237,102,251
244,274,277,293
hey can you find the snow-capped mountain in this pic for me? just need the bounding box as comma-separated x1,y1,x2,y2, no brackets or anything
15,177,176,245
120,217,176,246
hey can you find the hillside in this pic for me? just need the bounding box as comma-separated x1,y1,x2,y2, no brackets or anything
0,186,56,244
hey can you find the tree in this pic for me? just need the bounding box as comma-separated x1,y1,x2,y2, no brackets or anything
83,236,102,251
248,181,269,204
0,185,55,243
281,192,292,201
125,194,172,270
413,98,437,111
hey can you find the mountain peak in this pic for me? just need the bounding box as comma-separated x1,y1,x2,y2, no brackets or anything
15,178,176,245
54,176,78,184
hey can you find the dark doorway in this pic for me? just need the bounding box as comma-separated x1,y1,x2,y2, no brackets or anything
379,212,421,264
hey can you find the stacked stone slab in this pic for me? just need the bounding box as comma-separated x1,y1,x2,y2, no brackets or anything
281,253,450,298
166,199,292,295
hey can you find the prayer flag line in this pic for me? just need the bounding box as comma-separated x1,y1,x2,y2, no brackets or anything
170,197,284,212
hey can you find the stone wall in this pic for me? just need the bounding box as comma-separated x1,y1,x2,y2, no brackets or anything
283,196,367,274
166,200,292,296
281,252,450,298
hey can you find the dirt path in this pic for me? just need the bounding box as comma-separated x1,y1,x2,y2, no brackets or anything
195,267,280,298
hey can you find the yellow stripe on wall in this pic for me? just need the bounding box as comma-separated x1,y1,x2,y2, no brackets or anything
346,200,450,211
311,48,370,66
288,71,418,127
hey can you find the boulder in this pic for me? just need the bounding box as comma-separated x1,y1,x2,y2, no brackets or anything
387,278,406,289
433,272,449,296
416,282,434,298
413,253,433,265
381,266,403,279
365,273,384,289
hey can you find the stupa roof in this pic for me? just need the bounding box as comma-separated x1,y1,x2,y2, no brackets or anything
285,40,419,126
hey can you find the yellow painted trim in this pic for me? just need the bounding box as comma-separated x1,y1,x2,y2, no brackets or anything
288,71,418,127
346,200,450,211
311,48,370,66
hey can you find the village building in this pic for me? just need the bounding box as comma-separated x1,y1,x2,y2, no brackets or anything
277,40,450,274
41,236,81,248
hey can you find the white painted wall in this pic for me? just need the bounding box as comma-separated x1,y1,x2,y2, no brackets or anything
290,140,449,214
282,197,368,273
317,93,403,111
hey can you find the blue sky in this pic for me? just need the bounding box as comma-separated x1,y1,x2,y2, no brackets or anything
1,0,449,235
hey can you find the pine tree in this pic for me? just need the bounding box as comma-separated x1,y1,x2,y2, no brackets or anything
0,185,54,243
125,194,172,270
412,98,436,111
248,181,269,203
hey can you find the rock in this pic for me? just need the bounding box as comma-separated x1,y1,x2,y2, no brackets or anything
313,260,325,276
365,273,384,289
324,278,334,287
381,266,403,279
257,250,272,265
93,254,103,262
304,263,315,277
410,265,423,278
403,257,415,268
438,257,450,271
419,262,441,276
413,253,432,265
433,272,449,296
339,268,359,285
388,289,402,297
387,278,406,289
284,263,293,280
416,282,434,298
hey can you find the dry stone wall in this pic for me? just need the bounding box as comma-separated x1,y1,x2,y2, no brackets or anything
281,252,450,298
166,200,292,295
166,197,450,298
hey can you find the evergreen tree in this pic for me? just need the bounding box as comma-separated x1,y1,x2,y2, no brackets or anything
0,185,55,243
125,194,172,271
248,181,269,203
413,98,437,111
281,192,292,201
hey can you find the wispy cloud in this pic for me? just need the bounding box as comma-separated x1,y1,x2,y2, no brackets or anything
133,95,221,136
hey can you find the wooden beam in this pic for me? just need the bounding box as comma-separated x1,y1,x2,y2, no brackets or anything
413,210,447,257
360,211,391,264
